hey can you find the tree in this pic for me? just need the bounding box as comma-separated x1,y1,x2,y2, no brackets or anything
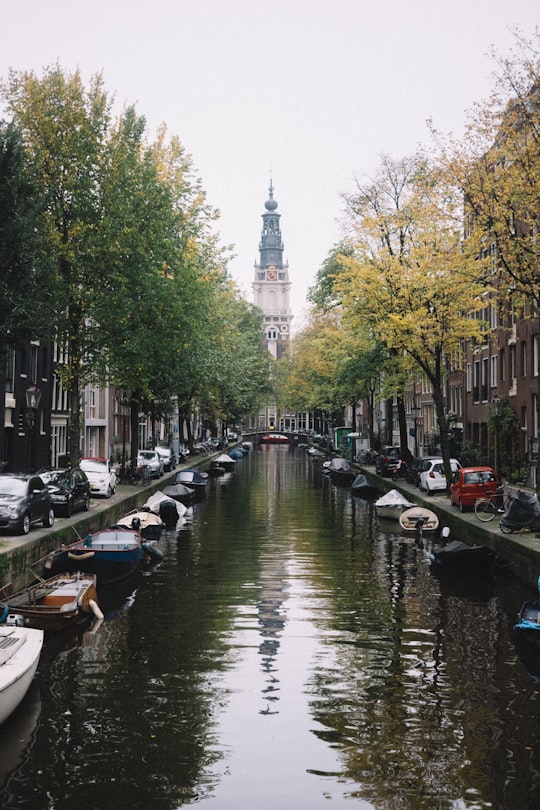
0,119,51,346
338,154,488,484
432,30,540,489
1,66,117,465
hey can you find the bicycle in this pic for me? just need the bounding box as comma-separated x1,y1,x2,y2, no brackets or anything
474,483,510,522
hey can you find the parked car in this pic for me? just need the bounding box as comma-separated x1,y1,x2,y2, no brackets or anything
0,474,55,534
419,457,461,494
39,468,91,517
155,445,176,472
137,450,164,479
406,456,439,486
375,446,402,477
450,466,499,512
80,457,117,498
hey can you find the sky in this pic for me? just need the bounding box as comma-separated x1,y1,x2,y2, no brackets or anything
1,1,539,328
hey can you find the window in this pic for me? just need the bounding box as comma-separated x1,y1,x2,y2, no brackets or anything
490,355,498,387
533,335,538,377
5,347,14,393
267,328,277,341
521,341,527,376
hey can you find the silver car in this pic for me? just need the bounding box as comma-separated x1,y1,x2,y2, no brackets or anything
137,450,164,479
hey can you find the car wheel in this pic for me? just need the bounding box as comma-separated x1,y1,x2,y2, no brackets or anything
19,513,30,535
65,498,73,518
43,508,55,528
106,485,113,498
459,499,467,513
83,494,90,511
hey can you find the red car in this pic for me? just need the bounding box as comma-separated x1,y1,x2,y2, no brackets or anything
450,466,499,512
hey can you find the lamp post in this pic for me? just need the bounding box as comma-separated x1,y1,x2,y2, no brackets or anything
25,385,42,473
493,396,501,476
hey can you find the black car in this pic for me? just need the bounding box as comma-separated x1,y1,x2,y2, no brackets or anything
40,468,91,517
0,473,55,535
375,446,402,477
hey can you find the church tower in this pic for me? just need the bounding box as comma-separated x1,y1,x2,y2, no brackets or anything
252,181,293,359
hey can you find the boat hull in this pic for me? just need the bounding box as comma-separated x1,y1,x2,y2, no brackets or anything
430,540,492,574
0,626,43,726
514,599,540,652
3,574,99,632
48,529,144,586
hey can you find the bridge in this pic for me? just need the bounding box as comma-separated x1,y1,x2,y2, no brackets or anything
239,430,310,445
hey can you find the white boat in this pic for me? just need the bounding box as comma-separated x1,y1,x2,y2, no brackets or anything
375,489,415,520
0,625,43,726
399,506,440,533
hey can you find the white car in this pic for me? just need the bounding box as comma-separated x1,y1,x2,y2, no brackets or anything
155,445,176,472
419,457,461,494
137,450,164,479
80,457,117,498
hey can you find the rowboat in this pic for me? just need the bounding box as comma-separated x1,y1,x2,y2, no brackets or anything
399,506,439,533
144,491,187,527
429,539,492,574
117,507,164,542
0,625,43,726
45,528,145,585
1,573,102,632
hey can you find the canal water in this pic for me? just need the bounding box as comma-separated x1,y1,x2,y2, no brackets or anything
1,445,540,809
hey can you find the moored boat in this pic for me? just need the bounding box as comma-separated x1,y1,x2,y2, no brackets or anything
429,535,492,574
144,491,187,527
399,506,439,533
117,507,164,542
260,433,290,444
327,457,357,485
374,488,414,518
173,469,208,497
0,625,43,726
211,453,236,472
513,576,540,653
45,528,145,586
1,573,101,632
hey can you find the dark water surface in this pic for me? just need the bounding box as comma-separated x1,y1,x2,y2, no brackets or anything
1,445,540,809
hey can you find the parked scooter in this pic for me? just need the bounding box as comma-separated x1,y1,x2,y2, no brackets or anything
500,489,540,535
391,459,408,482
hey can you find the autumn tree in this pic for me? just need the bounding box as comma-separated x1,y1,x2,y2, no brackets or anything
338,154,488,483
432,30,540,488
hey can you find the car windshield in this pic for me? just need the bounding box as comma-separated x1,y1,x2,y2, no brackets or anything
0,478,27,495
40,471,68,485
81,460,107,473
139,452,155,460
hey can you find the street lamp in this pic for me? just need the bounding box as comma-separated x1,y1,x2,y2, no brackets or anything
25,385,42,472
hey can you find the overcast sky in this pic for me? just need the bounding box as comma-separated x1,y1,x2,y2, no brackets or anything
1,1,539,326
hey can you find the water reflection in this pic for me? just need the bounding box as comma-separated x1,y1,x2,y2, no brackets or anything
1,446,540,809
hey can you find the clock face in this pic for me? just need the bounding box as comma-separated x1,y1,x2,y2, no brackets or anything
267,270,277,281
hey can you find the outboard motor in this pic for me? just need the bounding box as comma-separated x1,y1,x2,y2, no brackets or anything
440,526,451,547
131,517,142,532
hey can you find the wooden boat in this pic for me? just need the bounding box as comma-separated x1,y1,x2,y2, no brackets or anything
399,506,439,533
351,474,379,500
0,625,43,726
144,491,187,527
513,577,540,652
374,488,414,518
117,507,164,542
1,573,102,632
429,538,492,574
46,528,145,586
